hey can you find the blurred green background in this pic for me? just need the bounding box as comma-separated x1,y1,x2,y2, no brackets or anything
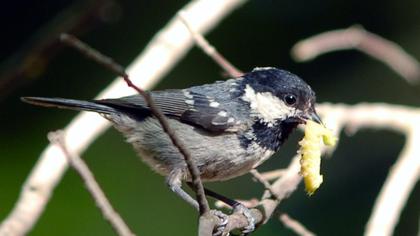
1,0,419,235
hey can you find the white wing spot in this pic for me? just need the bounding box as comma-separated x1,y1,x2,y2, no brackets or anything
217,111,227,117
209,101,220,108
252,67,276,72
183,90,193,99
227,117,235,123
185,100,194,105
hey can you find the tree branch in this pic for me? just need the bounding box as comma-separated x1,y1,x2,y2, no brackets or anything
60,33,209,215
258,169,287,181
316,103,420,236
178,11,243,78
0,1,247,235
48,131,135,236
202,154,303,234
250,169,280,199
292,27,420,235
178,20,419,235
205,103,420,235
291,25,420,84
279,214,316,236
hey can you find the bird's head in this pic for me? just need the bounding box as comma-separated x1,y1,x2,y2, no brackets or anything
240,67,321,126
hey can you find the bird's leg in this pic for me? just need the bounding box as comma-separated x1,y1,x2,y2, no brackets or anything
166,171,227,236
187,183,256,235
166,170,199,210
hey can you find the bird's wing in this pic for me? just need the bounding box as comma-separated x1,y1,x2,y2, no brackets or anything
95,89,248,133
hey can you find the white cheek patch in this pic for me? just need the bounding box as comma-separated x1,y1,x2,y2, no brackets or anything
242,84,296,123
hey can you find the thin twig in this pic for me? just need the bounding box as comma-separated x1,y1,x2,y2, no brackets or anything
48,131,135,236
60,33,210,215
292,27,420,235
205,157,303,235
316,103,420,236
250,169,280,199
207,155,302,235
218,103,420,234
291,25,420,84
178,11,243,78
214,198,260,209
182,21,307,232
279,214,316,236
199,213,220,236
0,1,246,235
259,169,287,181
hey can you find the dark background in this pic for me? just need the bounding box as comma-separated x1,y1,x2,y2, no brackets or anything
0,0,419,235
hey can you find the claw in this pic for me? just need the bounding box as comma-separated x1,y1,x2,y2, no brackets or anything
233,204,255,235
210,210,229,236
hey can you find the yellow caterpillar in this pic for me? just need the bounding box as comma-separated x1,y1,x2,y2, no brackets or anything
299,120,337,195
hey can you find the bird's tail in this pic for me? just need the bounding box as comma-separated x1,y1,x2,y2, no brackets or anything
21,97,116,114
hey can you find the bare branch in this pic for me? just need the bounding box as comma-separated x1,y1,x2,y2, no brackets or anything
48,131,135,236
178,11,243,78
214,198,260,209
60,33,209,214
178,17,315,233
259,169,287,181
60,34,127,76
279,214,316,236
171,17,420,234
317,103,420,236
291,25,420,84
178,21,327,233
0,1,247,235
210,103,420,234
199,213,220,236
250,169,280,199
214,155,303,233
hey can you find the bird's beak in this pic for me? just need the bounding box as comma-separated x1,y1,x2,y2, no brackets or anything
300,107,323,124
308,111,323,124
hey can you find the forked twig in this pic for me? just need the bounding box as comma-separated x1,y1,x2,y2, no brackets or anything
317,103,420,236
0,1,246,235
291,25,420,84
60,33,210,215
178,11,243,78
250,169,280,199
183,20,419,236
179,14,309,233
259,169,287,181
279,214,316,236
48,131,135,236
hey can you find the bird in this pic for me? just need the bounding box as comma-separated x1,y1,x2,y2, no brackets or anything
22,67,321,234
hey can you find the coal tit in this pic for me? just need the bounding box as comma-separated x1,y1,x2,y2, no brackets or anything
22,67,321,231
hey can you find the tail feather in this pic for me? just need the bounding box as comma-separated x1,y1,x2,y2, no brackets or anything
21,97,116,114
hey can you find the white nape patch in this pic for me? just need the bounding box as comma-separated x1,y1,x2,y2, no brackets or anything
242,84,295,123
185,100,194,105
209,101,220,108
252,67,276,72
217,111,227,117
183,90,193,99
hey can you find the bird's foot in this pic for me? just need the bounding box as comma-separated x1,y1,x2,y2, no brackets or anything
210,209,229,236
233,204,255,235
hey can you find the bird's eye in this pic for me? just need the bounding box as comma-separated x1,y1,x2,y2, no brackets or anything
284,94,297,106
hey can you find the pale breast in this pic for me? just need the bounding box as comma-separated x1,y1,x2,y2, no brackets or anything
108,114,276,182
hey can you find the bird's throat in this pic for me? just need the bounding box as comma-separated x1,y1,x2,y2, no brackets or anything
240,119,299,151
